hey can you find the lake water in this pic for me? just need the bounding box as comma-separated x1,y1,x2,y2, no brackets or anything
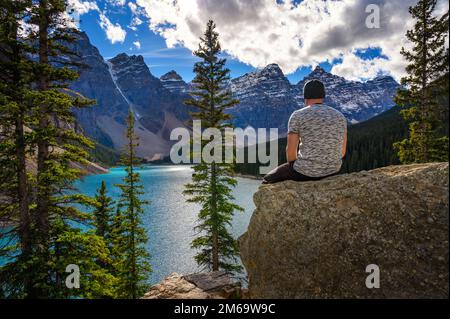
74,165,260,284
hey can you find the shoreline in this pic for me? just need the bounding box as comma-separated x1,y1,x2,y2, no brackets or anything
82,163,264,182
233,172,263,181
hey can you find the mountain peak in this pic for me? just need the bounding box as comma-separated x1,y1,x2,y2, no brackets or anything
109,53,144,64
160,71,189,93
257,63,285,79
264,63,281,70
372,74,396,82
262,63,283,73
160,70,183,82
74,30,90,40
312,65,326,74
111,52,128,60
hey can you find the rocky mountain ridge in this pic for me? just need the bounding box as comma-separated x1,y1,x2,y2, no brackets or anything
70,31,400,158
226,65,400,131
68,32,190,159
160,70,190,93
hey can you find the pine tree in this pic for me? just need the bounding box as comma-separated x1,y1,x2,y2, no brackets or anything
23,0,105,298
183,20,243,273
394,0,449,163
0,0,35,298
0,0,116,298
113,110,151,299
51,223,118,299
92,180,117,292
93,181,114,241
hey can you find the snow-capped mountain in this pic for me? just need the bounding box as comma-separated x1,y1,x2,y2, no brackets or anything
227,64,299,133
160,70,190,93
226,65,400,132
69,32,400,157
68,32,189,159
297,66,400,124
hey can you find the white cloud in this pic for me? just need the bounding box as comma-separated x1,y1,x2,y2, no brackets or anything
65,0,99,28
99,12,127,44
129,16,143,31
133,41,141,49
106,0,127,6
135,0,448,81
68,1,140,45
127,1,146,30
331,51,390,81
68,0,99,15
128,1,138,13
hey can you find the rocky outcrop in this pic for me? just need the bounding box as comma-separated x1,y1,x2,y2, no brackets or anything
142,271,243,299
240,163,449,298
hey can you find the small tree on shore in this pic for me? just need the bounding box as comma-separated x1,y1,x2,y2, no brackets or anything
113,110,151,299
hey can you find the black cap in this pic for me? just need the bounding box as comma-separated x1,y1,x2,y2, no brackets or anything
303,80,325,99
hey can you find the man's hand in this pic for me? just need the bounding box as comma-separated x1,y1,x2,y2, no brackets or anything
286,133,300,162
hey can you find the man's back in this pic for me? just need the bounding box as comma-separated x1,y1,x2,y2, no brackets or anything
288,104,347,177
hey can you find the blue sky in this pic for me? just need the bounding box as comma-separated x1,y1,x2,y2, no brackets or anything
77,1,324,83
71,0,448,83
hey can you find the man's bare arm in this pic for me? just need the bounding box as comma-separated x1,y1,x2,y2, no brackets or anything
342,127,347,157
286,133,300,162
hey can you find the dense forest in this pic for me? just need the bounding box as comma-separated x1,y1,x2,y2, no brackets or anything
90,142,121,167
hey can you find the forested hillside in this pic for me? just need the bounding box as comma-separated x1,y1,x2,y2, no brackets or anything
341,105,408,173
89,143,121,167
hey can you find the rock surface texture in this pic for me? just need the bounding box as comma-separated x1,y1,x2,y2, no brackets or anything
143,271,242,299
240,163,449,298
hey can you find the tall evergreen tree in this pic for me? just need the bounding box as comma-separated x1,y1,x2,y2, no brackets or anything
394,0,449,163
113,110,151,299
24,0,104,298
0,0,116,298
0,0,34,297
183,20,243,273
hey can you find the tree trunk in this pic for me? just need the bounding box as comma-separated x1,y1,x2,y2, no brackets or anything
130,123,137,299
34,0,51,298
420,2,429,162
211,162,219,271
10,11,33,297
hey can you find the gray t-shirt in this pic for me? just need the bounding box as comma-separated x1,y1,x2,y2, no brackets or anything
288,104,347,177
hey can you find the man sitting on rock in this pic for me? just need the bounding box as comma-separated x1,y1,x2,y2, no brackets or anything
263,79,347,184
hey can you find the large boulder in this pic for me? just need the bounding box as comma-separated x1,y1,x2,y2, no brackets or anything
142,271,242,299
240,163,449,298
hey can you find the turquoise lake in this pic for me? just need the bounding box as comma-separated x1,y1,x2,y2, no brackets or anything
74,165,260,284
